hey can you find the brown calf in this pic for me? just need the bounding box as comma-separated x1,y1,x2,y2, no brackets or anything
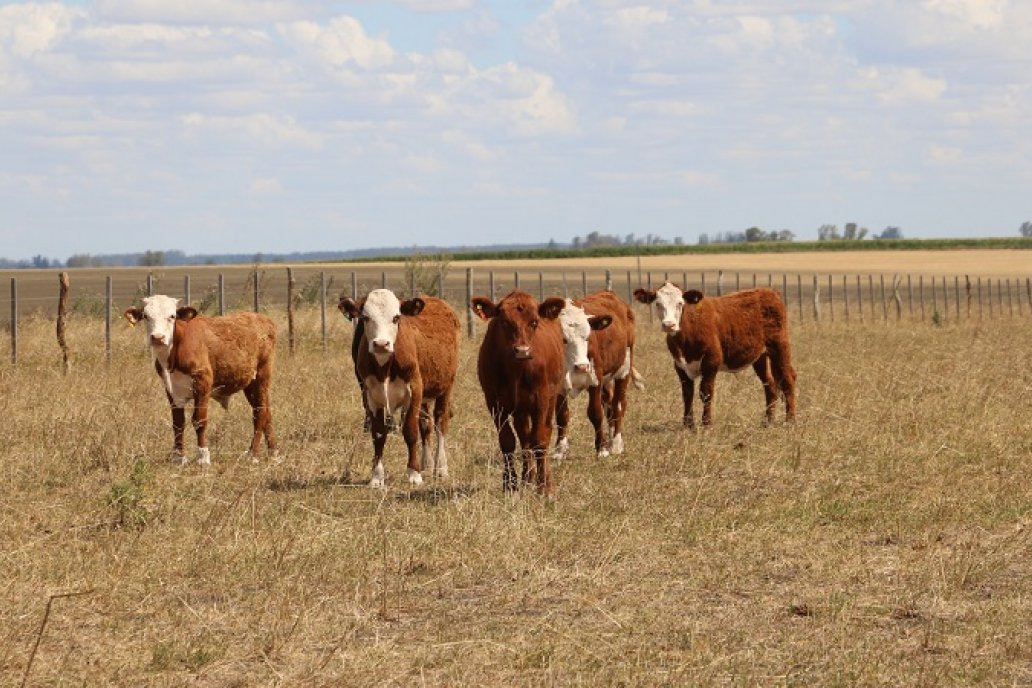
633,283,797,427
540,291,642,458
124,295,277,464
339,289,460,487
471,290,566,496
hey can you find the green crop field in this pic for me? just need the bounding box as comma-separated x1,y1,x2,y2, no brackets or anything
2,251,1032,685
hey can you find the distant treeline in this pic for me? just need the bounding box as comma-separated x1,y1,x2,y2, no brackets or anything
4,236,1032,270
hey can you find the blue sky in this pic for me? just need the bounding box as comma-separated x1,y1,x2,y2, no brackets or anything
1,0,1031,261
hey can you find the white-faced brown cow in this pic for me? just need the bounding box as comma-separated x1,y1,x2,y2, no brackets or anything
124,295,277,464
633,283,797,427
339,289,460,488
540,291,642,459
470,290,566,496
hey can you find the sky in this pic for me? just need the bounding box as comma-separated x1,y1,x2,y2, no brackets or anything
1,0,1031,261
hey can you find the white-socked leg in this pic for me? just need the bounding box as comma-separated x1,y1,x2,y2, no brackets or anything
196,447,211,466
610,432,624,455
171,451,187,466
407,467,424,485
554,437,570,463
434,430,449,479
421,441,434,479
598,446,611,459
370,460,386,488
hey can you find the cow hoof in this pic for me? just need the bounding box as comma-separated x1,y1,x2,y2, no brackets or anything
196,448,211,466
597,448,610,459
369,477,386,489
408,469,424,486
171,453,187,466
610,435,625,455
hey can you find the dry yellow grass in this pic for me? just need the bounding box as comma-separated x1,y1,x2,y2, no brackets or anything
2,295,1032,685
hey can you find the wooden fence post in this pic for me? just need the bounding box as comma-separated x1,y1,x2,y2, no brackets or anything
9,278,16,366
287,267,296,356
466,268,475,339
965,276,972,318
218,273,225,315
57,273,71,373
320,271,327,354
892,274,902,321
252,268,260,312
782,274,787,306
539,272,544,301
514,271,520,290
626,271,632,303
812,274,820,322
857,275,864,323
605,269,612,292
919,276,925,322
105,276,112,365
843,274,849,321
146,272,154,296
977,277,983,319
581,271,587,297
647,272,654,323
827,274,833,322
735,272,740,293
381,272,387,289
184,275,191,305
717,270,724,296
954,276,960,320
1006,279,1013,317
796,274,803,322
880,275,887,322
351,272,358,300
868,275,876,321
988,278,994,318
907,275,913,319
753,273,757,289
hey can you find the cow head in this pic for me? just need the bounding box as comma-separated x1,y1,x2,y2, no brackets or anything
634,282,685,333
471,291,560,360
123,295,197,348
340,289,424,365
552,299,612,394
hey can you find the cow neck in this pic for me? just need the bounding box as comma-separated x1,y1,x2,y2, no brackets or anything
368,353,396,381
151,323,184,396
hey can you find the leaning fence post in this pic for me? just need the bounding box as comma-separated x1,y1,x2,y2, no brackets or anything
320,271,327,354
57,273,71,373
9,278,16,366
465,268,475,339
287,267,296,356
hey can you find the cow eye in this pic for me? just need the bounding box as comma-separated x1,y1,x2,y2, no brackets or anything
530,319,539,328
392,315,400,324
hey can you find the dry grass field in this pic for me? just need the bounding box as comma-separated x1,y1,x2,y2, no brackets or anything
3,266,1032,685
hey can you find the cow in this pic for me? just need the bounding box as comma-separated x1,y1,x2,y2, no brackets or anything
540,291,642,459
470,290,567,496
633,283,797,427
124,294,277,465
338,289,460,488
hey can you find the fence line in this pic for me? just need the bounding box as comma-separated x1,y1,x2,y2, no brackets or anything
3,267,1031,365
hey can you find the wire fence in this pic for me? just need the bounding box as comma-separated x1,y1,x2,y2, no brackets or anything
4,266,1031,367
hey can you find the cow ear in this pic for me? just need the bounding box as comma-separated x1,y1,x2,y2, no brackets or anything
123,308,144,326
632,288,656,304
338,297,361,321
683,290,704,305
588,315,613,331
400,297,425,317
538,297,565,321
176,306,198,321
470,297,497,321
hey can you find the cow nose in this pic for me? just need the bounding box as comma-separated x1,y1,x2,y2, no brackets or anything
150,334,166,345
514,345,531,359
574,363,590,373
662,321,678,333
372,338,392,352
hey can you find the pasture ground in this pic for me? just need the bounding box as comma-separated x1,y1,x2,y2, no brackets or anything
2,267,1032,685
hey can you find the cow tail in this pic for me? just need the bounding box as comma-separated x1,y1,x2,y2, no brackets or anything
631,366,645,391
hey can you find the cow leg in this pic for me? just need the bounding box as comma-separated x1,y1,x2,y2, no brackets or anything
675,367,696,430
553,394,570,463
432,393,450,479
587,385,607,458
609,377,630,455
514,412,536,487
768,341,798,421
529,400,555,497
699,368,718,427
752,354,778,424
192,372,213,465
369,407,389,488
403,391,423,486
170,404,187,465
419,401,434,478
492,408,518,492
244,378,276,459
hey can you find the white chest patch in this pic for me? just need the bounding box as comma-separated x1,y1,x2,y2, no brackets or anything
170,370,193,408
605,348,632,384
565,369,597,396
364,375,411,412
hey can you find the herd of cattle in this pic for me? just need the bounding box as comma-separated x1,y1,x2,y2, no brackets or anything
124,283,798,496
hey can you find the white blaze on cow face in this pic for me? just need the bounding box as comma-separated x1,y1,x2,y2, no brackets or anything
558,300,596,395
361,289,402,366
138,295,180,350
653,282,685,333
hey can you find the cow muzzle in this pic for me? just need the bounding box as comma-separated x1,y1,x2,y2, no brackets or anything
573,362,591,373
661,321,678,334
150,334,167,346
513,345,532,360
371,338,393,354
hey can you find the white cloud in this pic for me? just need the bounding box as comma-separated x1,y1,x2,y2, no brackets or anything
0,3,82,57
279,17,395,70
95,0,318,24
181,113,322,148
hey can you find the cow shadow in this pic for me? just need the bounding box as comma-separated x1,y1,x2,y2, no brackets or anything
392,483,480,505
